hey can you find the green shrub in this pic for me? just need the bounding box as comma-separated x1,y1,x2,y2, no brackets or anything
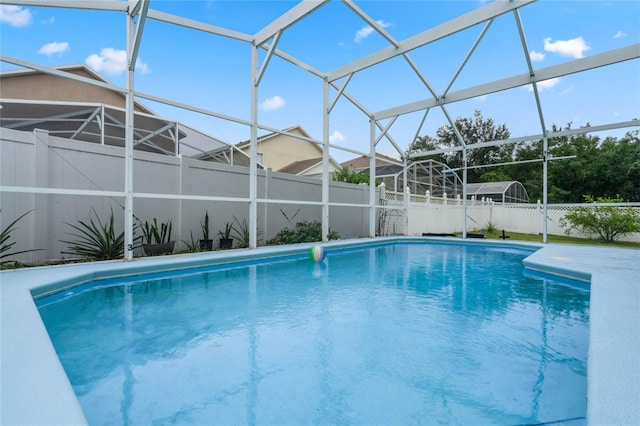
267,221,340,245
560,196,640,243
62,209,126,260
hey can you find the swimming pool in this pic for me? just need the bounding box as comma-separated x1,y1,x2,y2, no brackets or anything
37,242,589,425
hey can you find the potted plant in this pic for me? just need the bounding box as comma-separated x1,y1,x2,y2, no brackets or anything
141,218,174,256
199,211,213,250
218,222,233,249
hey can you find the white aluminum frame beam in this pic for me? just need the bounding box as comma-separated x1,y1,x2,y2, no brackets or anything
328,0,536,82
128,0,150,72
442,19,494,97
376,43,640,120
3,0,127,11
409,119,640,159
147,9,252,42
1,55,124,94
253,0,330,47
256,31,282,86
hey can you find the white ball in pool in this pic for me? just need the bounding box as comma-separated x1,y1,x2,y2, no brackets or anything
309,245,325,262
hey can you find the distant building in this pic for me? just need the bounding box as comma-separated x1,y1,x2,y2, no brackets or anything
234,125,340,177
0,64,235,160
340,152,400,170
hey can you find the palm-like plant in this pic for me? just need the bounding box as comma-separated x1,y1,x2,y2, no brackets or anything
141,218,173,244
62,208,125,260
1,209,38,264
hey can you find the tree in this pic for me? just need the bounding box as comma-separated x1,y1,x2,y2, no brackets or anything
407,110,511,182
559,196,640,242
332,166,372,184
505,124,640,203
406,135,446,163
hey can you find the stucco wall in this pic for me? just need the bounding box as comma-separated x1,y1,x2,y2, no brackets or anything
0,67,148,112
239,128,323,171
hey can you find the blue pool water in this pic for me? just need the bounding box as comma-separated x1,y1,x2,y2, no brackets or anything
37,243,589,425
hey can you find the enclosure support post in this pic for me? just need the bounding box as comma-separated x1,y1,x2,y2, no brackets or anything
322,79,330,241
462,148,468,238
369,118,377,237
123,12,135,261
542,138,549,243
403,156,409,235
249,43,259,249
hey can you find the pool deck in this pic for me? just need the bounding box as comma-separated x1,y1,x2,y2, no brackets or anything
1,238,638,425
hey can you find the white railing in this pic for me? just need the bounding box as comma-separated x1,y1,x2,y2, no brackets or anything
381,190,640,242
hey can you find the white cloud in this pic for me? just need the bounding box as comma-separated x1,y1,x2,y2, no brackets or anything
85,48,150,75
42,16,55,25
529,50,545,62
0,5,32,27
543,37,590,59
38,41,69,56
528,77,561,92
614,30,626,39
354,19,391,43
329,130,345,143
136,61,151,75
259,95,285,111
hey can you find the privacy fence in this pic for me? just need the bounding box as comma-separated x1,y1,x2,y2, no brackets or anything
1,128,371,263
2,129,638,264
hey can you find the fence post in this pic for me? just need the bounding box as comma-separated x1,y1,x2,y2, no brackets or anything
443,192,448,206
404,186,410,235
33,129,50,263
537,199,541,235
425,190,430,205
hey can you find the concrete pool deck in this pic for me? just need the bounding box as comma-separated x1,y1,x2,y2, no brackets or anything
1,237,638,425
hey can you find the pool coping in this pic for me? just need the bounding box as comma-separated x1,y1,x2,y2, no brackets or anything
1,237,638,425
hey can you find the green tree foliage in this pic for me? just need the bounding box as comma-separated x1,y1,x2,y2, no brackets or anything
559,196,640,242
407,109,511,182
410,114,640,203
505,126,640,203
332,166,372,184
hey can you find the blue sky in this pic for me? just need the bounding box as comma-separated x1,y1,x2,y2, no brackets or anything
1,0,639,162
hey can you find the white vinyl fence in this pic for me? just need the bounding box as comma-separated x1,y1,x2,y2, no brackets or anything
1,128,371,263
2,128,638,264
380,190,640,243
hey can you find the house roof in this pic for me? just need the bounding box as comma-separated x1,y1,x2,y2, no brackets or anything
340,153,401,169
278,158,324,174
278,156,341,175
0,64,155,114
0,64,237,157
235,125,312,149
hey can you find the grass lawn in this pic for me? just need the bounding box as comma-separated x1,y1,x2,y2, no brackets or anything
478,229,640,249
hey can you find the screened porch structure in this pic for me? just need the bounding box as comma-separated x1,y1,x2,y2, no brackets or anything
466,181,529,204
0,98,250,164
362,159,463,198
1,0,638,255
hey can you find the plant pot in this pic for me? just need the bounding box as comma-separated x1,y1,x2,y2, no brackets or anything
219,238,233,250
199,239,213,251
142,241,175,256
